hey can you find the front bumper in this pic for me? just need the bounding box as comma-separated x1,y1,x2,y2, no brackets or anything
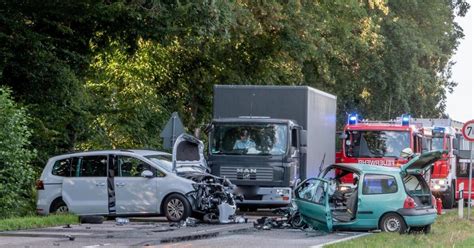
397,208,437,227
430,179,449,192
236,187,292,206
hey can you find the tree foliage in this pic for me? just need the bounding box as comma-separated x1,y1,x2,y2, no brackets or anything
0,87,35,218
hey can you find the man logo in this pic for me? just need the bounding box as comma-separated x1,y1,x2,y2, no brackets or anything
237,168,257,179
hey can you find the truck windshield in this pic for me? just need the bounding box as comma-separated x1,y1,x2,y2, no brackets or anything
431,137,444,151
211,123,288,155
344,130,410,158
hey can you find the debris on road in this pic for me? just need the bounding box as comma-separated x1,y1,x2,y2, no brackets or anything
115,217,129,225
80,216,104,224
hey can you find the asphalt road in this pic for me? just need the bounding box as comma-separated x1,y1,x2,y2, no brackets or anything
0,213,370,248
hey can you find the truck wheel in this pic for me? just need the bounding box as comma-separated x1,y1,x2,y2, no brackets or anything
163,194,191,222
380,213,407,233
442,186,454,209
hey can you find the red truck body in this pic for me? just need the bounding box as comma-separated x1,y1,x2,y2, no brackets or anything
336,116,430,183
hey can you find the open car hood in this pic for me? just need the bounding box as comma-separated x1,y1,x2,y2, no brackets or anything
401,150,447,174
172,133,209,172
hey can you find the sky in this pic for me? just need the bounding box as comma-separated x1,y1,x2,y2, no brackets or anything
446,0,474,123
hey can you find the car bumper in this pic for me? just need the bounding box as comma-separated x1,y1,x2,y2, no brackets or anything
398,208,437,227
36,200,49,215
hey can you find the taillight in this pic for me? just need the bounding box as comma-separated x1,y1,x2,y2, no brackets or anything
403,196,417,209
36,180,44,190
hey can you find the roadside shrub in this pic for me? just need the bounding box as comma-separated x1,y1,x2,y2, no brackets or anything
0,87,36,218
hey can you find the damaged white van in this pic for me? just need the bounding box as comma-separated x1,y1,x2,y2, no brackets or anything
36,134,237,223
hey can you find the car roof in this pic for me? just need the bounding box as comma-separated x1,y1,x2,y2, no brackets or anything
330,163,401,174
49,149,171,160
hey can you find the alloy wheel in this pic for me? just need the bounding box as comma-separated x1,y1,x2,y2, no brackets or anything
167,199,185,220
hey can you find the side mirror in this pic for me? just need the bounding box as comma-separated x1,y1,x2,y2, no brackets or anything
339,133,348,139
141,170,154,178
453,138,459,150
300,130,307,147
289,146,298,158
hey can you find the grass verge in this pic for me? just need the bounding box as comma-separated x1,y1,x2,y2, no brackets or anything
0,214,78,231
327,209,474,248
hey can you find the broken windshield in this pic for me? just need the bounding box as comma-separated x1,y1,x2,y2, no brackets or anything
344,130,410,158
211,123,288,155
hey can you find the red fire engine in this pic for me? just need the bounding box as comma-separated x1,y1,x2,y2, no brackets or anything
413,118,464,209
336,114,431,183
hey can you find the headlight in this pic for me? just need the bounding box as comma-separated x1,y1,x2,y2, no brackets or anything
433,185,441,190
438,180,446,185
339,186,350,191
276,189,290,195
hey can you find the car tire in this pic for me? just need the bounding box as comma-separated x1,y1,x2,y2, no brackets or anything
163,194,191,222
50,199,69,214
80,216,104,224
290,211,305,228
423,224,431,234
380,213,407,233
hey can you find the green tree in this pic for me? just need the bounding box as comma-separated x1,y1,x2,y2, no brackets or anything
0,87,35,218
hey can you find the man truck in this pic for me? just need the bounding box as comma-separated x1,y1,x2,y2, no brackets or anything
207,85,337,208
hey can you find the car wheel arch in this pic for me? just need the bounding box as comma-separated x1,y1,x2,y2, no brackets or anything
160,192,193,215
50,197,68,213
378,212,407,231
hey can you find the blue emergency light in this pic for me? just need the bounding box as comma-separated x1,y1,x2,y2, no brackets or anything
401,114,411,126
433,126,445,133
348,114,358,125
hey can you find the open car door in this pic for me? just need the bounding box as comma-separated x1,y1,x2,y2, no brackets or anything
294,178,333,232
172,133,209,172
401,150,447,175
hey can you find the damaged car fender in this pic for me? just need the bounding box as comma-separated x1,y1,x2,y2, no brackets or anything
172,133,239,223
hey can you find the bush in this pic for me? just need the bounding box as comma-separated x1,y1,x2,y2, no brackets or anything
0,87,36,218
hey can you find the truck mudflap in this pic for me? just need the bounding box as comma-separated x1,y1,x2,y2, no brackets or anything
236,187,292,206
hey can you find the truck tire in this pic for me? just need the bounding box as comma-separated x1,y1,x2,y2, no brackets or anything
380,213,407,233
163,194,191,222
442,186,454,209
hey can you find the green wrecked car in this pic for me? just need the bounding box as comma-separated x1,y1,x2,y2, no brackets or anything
294,150,446,233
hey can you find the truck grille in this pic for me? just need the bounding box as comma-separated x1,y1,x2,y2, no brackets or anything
220,167,273,181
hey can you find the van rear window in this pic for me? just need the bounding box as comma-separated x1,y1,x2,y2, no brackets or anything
52,159,71,177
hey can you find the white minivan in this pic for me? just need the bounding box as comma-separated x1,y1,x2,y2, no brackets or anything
36,134,237,222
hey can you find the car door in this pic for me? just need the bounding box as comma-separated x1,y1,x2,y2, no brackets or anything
356,173,400,227
114,155,159,214
62,155,109,215
401,150,446,174
294,178,333,232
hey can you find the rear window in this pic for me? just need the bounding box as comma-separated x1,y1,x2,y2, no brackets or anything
52,159,71,177
71,156,108,177
362,174,398,194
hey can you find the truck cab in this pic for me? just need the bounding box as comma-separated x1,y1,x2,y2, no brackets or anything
429,126,458,208
337,115,429,167
208,117,305,207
